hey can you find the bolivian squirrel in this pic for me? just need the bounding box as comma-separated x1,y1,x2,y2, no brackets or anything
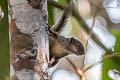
10,1,85,68
47,2,85,67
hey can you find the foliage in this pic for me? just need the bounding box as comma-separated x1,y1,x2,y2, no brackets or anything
102,30,120,80
0,0,9,80
58,0,67,6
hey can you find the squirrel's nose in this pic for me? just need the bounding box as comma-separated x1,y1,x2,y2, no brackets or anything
76,51,84,55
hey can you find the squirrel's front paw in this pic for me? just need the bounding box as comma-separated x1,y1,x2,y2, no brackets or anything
48,62,52,68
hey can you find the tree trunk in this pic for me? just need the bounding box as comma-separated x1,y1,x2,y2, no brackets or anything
9,0,50,80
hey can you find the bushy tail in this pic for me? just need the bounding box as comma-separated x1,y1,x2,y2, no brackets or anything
51,1,73,33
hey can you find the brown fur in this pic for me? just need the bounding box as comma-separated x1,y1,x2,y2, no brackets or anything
48,2,84,67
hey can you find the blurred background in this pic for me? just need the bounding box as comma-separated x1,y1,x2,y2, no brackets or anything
48,0,120,80
0,0,120,80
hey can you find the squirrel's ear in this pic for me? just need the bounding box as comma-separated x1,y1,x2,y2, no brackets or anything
69,37,74,43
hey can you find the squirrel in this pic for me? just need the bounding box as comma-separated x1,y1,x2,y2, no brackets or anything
9,1,84,68
47,2,85,67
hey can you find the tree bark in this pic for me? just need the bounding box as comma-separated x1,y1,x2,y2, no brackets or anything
9,0,50,80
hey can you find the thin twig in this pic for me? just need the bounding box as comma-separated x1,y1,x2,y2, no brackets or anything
104,53,120,59
66,53,120,79
66,57,86,80
88,0,103,36
65,0,87,70
48,0,64,10
88,0,104,11
89,13,96,37
48,0,112,53
48,0,119,78
83,0,102,70
83,59,103,72
66,57,82,76
83,53,120,72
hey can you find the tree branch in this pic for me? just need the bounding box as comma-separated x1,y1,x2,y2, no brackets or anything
9,0,50,79
66,57,85,80
83,53,120,72
48,0,112,53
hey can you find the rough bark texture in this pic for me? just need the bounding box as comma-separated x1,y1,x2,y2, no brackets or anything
9,0,49,80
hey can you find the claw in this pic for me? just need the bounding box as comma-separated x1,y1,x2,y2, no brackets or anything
48,62,52,68
46,23,58,37
48,56,56,68
46,23,51,32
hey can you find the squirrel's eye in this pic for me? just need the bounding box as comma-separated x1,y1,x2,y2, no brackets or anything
69,37,74,43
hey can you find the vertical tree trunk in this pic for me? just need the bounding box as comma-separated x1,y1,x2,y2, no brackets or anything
9,0,50,80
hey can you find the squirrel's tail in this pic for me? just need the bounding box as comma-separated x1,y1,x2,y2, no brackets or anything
51,1,73,33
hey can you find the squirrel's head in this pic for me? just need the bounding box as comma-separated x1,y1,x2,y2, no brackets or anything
67,37,85,55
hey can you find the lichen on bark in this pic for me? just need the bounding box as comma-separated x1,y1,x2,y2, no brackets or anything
9,0,49,80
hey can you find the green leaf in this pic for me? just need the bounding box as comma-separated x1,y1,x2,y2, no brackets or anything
111,30,120,52
102,56,120,80
102,30,120,80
